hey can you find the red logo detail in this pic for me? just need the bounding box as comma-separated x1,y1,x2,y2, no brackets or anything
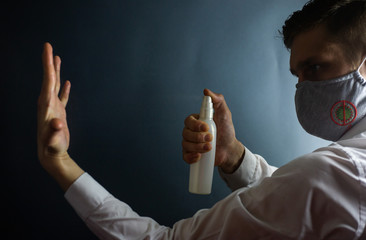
330,100,357,126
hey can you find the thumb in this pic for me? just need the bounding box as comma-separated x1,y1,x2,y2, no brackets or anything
46,118,69,154
50,118,64,131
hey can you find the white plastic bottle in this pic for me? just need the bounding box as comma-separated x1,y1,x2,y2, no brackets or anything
189,96,217,194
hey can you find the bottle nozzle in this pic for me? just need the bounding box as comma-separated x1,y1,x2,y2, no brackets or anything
200,96,214,120
201,96,213,109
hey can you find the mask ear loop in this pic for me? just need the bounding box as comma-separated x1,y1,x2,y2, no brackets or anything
357,56,366,72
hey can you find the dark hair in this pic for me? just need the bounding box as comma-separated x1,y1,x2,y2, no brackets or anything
281,0,366,62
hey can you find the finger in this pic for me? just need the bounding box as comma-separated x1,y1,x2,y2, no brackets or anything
203,88,227,110
60,80,71,107
41,42,56,97
183,151,201,164
182,127,212,143
184,114,209,132
203,88,232,123
54,55,61,94
182,140,212,153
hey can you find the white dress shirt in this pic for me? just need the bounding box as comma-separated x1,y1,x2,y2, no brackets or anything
65,117,366,239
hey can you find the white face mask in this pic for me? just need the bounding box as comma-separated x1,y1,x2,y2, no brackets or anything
295,58,366,141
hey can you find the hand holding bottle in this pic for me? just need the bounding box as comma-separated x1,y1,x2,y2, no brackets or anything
182,89,245,174
189,96,217,194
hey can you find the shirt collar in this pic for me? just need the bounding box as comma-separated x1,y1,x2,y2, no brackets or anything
339,116,366,141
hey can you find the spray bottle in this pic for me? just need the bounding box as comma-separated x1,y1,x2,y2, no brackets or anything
189,96,217,194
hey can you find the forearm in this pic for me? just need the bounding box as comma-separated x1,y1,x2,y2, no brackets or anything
65,171,307,240
65,173,168,239
65,173,238,239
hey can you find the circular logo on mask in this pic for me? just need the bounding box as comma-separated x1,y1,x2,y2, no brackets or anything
330,100,357,126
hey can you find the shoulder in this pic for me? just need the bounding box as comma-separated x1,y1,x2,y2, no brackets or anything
273,144,360,194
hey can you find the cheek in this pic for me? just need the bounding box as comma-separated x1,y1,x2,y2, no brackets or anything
323,62,354,80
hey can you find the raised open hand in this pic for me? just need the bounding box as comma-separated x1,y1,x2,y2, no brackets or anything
37,42,84,191
182,89,245,173
37,43,85,191
37,42,71,167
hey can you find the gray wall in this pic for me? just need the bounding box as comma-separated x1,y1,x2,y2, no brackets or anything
3,0,329,239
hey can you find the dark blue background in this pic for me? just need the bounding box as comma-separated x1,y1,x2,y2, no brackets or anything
3,0,328,239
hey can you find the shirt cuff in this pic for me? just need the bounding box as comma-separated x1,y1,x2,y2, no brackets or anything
64,172,111,221
218,147,258,191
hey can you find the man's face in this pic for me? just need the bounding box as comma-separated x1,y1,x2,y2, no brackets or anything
289,24,355,83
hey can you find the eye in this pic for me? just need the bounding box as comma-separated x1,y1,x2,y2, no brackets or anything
308,64,320,72
303,64,321,79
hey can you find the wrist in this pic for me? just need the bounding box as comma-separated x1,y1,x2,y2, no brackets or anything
220,140,245,174
41,152,84,192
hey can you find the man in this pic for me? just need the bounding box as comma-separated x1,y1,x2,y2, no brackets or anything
38,0,366,239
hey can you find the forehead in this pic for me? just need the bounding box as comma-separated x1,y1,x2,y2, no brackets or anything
289,25,344,70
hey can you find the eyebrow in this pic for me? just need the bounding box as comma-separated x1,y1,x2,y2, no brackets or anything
290,56,321,77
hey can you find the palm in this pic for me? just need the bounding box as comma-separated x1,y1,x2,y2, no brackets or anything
38,92,69,152
37,43,71,166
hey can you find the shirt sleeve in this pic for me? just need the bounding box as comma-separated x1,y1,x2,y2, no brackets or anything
218,147,278,191
65,173,167,239
65,147,361,239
